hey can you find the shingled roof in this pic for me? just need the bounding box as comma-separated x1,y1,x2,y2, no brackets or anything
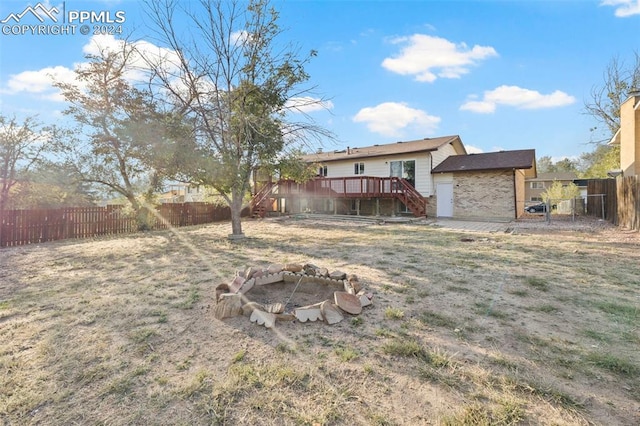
303,135,466,163
432,149,536,177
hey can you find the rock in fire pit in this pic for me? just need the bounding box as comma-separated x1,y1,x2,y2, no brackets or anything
214,263,373,328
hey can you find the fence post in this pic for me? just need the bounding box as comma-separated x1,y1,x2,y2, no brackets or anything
545,199,551,224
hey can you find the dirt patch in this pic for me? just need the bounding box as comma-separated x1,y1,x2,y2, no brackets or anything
247,280,335,309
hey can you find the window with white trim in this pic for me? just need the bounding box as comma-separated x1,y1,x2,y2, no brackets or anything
354,162,364,175
530,182,545,189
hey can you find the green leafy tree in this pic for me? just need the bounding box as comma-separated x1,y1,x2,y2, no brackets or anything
9,162,95,208
579,144,620,178
554,158,578,173
536,155,578,174
0,115,51,212
542,180,580,202
537,156,554,173
144,0,332,238
53,42,178,229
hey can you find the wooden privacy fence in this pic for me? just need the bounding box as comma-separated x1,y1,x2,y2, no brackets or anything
585,176,640,230
616,176,640,230
586,179,617,222
0,203,247,248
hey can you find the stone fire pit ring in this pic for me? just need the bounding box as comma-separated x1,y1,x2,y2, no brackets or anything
214,263,374,328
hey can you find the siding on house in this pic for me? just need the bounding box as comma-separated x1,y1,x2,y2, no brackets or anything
431,143,458,169
619,92,640,176
321,154,432,195
311,139,463,197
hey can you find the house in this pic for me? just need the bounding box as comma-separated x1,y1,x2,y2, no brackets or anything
250,135,538,220
251,135,467,217
158,185,185,204
609,90,640,176
430,150,537,220
525,172,578,203
184,184,207,202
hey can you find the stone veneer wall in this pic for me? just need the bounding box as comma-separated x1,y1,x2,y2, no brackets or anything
453,170,515,220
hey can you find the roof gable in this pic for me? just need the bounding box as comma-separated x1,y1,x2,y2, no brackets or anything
432,149,536,177
303,135,466,163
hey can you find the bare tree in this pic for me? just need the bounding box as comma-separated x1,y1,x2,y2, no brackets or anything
584,52,640,141
143,0,332,238
0,115,50,213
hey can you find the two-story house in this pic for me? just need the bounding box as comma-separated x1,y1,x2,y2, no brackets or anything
525,172,578,203
250,135,537,220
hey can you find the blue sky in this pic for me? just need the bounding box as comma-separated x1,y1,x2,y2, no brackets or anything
0,0,639,161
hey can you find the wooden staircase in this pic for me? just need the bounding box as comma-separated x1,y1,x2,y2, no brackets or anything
391,178,427,217
249,182,274,218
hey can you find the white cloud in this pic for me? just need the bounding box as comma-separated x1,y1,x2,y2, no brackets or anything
2,35,182,102
285,97,334,113
83,34,182,81
353,102,440,137
600,0,640,17
460,85,575,113
381,34,498,82
3,66,77,101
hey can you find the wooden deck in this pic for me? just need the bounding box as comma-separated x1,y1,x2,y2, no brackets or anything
250,176,427,217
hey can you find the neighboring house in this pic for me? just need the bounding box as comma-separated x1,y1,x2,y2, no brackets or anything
184,184,206,202
525,172,578,203
158,185,185,204
609,90,640,176
573,178,589,200
431,150,536,220
250,135,538,220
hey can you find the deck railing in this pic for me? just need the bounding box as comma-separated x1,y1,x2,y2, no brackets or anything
275,176,419,198
250,176,427,217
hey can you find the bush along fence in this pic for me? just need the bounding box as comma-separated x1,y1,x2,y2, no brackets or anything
0,203,249,248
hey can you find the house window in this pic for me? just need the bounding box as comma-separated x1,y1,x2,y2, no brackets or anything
530,182,545,189
318,165,327,176
531,197,543,202
390,160,416,187
354,162,364,175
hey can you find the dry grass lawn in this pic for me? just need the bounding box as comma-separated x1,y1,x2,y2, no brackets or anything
1,217,639,425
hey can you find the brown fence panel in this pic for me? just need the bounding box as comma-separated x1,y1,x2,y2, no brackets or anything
0,202,250,248
586,179,617,222
616,176,640,231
